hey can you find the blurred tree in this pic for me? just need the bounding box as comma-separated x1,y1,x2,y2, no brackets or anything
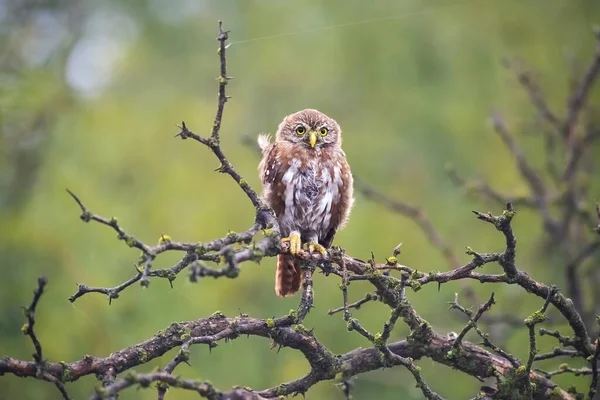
1,1,599,399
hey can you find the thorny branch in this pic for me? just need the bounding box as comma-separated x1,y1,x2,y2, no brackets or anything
1,21,599,400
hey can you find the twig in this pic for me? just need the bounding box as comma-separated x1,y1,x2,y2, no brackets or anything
539,328,577,347
447,166,536,208
23,276,47,366
21,277,72,400
523,286,558,398
589,316,600,400
563,33,600,139
328,292,378,315
472,202,518,279
533,348,581,361
356,180,460,270
449,293,496,348
535,365,592,378
503,58,561,130
175,22,263,211
296,264,315,323
448,293,519,367
92,371,264,400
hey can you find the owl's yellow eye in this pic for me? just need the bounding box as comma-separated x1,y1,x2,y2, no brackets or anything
295,126,306,135
320,128,328,136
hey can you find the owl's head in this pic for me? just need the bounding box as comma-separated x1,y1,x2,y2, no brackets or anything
275,109,342,149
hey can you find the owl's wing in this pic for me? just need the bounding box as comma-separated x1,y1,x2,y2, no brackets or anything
258,141,286,217
320,151,354,248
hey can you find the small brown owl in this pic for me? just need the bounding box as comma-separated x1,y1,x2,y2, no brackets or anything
258,109,354,297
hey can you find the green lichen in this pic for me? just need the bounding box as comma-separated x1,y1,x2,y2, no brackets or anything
262,228,275,237
226,231,238,241
292,324,310,334
549,386,562,400
195,245,207,255
276,384,287,396
59,362,72,382
385,256,397,265
137,348,149,363
373,332,385,347
346,318,356,331
409,280,422,292
251,249,264,263
524,310,546,325
169,322,183,333
266,318,275,329
179,347,191,362
180,326,192,341
502,209,516,219
207,138,219,149
211,311,226,319
288,309,298,323
159,234,172,244
370,269,383,278
125,237,136,247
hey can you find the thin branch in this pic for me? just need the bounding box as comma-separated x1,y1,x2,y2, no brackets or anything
539,328,577,347
20,277,72,400
534,348,581,362
447,166,536,208
563,33,600,138
356,180,460,270
449,293,519,367
503,58,561,130
328,292,378,315
92,371,264,400
175,22,263,211
296,264,315,324
449,293,496,349
535,366,592,379
23,276,47,366
589,316,600,400
523,286,557,398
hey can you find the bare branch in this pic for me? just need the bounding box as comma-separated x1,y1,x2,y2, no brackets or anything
563,33,600,138
356,180,461,270
328,292,378,315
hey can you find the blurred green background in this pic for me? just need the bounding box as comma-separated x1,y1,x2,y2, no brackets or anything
1,0,599,398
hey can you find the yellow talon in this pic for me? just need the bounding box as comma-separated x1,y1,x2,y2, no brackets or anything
281,231,302,255
308,242,327,256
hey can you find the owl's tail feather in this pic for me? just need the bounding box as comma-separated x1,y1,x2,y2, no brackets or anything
275,254,302,297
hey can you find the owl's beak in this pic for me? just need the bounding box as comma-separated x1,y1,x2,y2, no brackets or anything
308,130,318,148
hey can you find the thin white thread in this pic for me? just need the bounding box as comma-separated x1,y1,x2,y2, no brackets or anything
230,0,482,46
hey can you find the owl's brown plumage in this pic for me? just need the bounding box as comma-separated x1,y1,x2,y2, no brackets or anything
258,109,354,297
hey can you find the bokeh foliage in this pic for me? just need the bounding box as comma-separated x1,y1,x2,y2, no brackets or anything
1,0,599,398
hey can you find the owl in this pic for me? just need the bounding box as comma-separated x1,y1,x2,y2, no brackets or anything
258,109,354,297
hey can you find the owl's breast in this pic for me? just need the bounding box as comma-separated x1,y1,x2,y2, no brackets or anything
297,165,321,201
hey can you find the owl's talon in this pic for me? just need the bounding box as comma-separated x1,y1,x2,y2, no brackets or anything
308,242,327,256
281,231,302,255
